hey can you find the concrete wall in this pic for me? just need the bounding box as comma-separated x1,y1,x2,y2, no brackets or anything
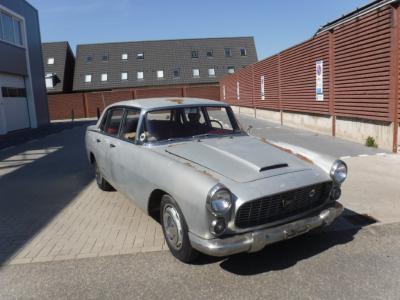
282,112,332,136
232,106,396,151
336,118,394,151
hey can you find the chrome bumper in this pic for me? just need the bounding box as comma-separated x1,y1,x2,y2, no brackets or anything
189,202,344,257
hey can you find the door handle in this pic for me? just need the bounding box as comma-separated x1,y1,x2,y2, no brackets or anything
109,143,116,148
96,139,101,143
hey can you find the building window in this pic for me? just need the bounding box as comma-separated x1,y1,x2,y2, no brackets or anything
101,74,108,82
192,68,200,78
173,69,180,79
121,72,128,80
102,54,109,62
47,58,55,65
122,53,128,60
240,48,247,56
208,68,215,77
137,71,144,80
225,48,232,57
45,74,54,88
157,70,164,79
206,50,213,57
137,52,144,60
84,75,92,83
86,55,93,63
2,87,27,98
191,50,199,59
227,66,235,74
0,11,23,46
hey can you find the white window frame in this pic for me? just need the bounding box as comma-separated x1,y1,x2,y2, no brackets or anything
137,71,144,80
121,53,128,60
84,74,92,83
208,68,215,77
192,68,200,78
47,57,54,65
157,70,164,79
101,73,108,82
240,48,247,56
121,72,128,80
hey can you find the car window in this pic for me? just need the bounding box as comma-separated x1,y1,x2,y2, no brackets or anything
207,107,233,130
141,106,241,143
121,109,140,141
104,108,124,136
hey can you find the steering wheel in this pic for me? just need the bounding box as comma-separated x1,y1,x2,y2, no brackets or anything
210,119,223,129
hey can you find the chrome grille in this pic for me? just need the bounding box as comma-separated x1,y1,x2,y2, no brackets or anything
235,182,332,229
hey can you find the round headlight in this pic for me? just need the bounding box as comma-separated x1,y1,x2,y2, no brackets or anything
207,184,232,216
330,160,348,184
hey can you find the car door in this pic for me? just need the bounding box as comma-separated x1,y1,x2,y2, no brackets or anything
99,107,125,183
107,108,142,195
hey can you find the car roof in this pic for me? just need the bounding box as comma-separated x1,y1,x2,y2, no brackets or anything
109,97,228,111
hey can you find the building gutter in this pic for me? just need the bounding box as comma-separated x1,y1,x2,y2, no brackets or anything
316,0,399,35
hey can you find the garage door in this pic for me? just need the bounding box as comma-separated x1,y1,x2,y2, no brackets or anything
0,73,30,132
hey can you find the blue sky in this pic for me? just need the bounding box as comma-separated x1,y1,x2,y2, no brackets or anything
30,0,370,59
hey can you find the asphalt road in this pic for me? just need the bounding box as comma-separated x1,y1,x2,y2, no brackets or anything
1,222,399,299
237,115,390,158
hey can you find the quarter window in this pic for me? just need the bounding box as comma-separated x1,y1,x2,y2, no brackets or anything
121,109,141,141
104,109,124,136
47,57,55,65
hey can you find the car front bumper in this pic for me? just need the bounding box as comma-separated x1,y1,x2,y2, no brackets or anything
189,202,344,257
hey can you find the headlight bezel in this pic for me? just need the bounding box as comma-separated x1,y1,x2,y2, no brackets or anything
206,184,232,216
330,160,348,184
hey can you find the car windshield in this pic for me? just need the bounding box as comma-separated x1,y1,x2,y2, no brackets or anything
141,106,243,143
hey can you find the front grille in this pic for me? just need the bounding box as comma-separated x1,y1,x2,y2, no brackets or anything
235,182,332,229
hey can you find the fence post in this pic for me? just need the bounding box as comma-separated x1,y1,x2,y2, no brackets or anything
278,53,283,125
328,30,336,137
390,4,399,153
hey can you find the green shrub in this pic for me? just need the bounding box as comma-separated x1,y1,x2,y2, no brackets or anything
365,136,378,148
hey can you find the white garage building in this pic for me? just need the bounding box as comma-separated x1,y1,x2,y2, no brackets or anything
0,0,48,135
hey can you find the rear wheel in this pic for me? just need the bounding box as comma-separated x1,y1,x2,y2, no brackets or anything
160,194,199,263
94,161,114,191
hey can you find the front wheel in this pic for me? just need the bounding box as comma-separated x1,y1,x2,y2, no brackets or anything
160,194,199,263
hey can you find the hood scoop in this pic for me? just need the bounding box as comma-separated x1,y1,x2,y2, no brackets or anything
259,163,288,172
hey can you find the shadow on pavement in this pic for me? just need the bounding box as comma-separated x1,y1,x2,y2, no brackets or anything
0,123,95,266
196,209,370,275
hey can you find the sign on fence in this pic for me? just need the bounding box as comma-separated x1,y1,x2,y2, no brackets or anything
316,60,324,101
261,75,265,100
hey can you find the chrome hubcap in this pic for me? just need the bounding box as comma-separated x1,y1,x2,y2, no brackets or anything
163,205,183,250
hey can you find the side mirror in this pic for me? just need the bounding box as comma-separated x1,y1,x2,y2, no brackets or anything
247,125,253,135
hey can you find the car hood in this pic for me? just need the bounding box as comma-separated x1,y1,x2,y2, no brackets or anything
163,135,312,183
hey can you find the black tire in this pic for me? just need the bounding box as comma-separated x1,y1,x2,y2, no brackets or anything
94,160,114,191
160,194,199,263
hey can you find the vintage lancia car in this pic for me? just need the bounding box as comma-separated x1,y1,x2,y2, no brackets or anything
85,97,347,263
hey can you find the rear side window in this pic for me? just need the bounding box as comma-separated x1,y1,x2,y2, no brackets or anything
104,109,124,136
121,109,140,141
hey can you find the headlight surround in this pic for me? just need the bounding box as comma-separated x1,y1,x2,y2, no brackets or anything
330,160,348,184
206,184,232,216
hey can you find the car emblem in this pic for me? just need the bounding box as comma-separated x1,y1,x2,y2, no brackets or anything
282,198,293,208
309,189,316,198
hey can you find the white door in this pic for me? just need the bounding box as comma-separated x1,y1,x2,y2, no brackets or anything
0,73,30,133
